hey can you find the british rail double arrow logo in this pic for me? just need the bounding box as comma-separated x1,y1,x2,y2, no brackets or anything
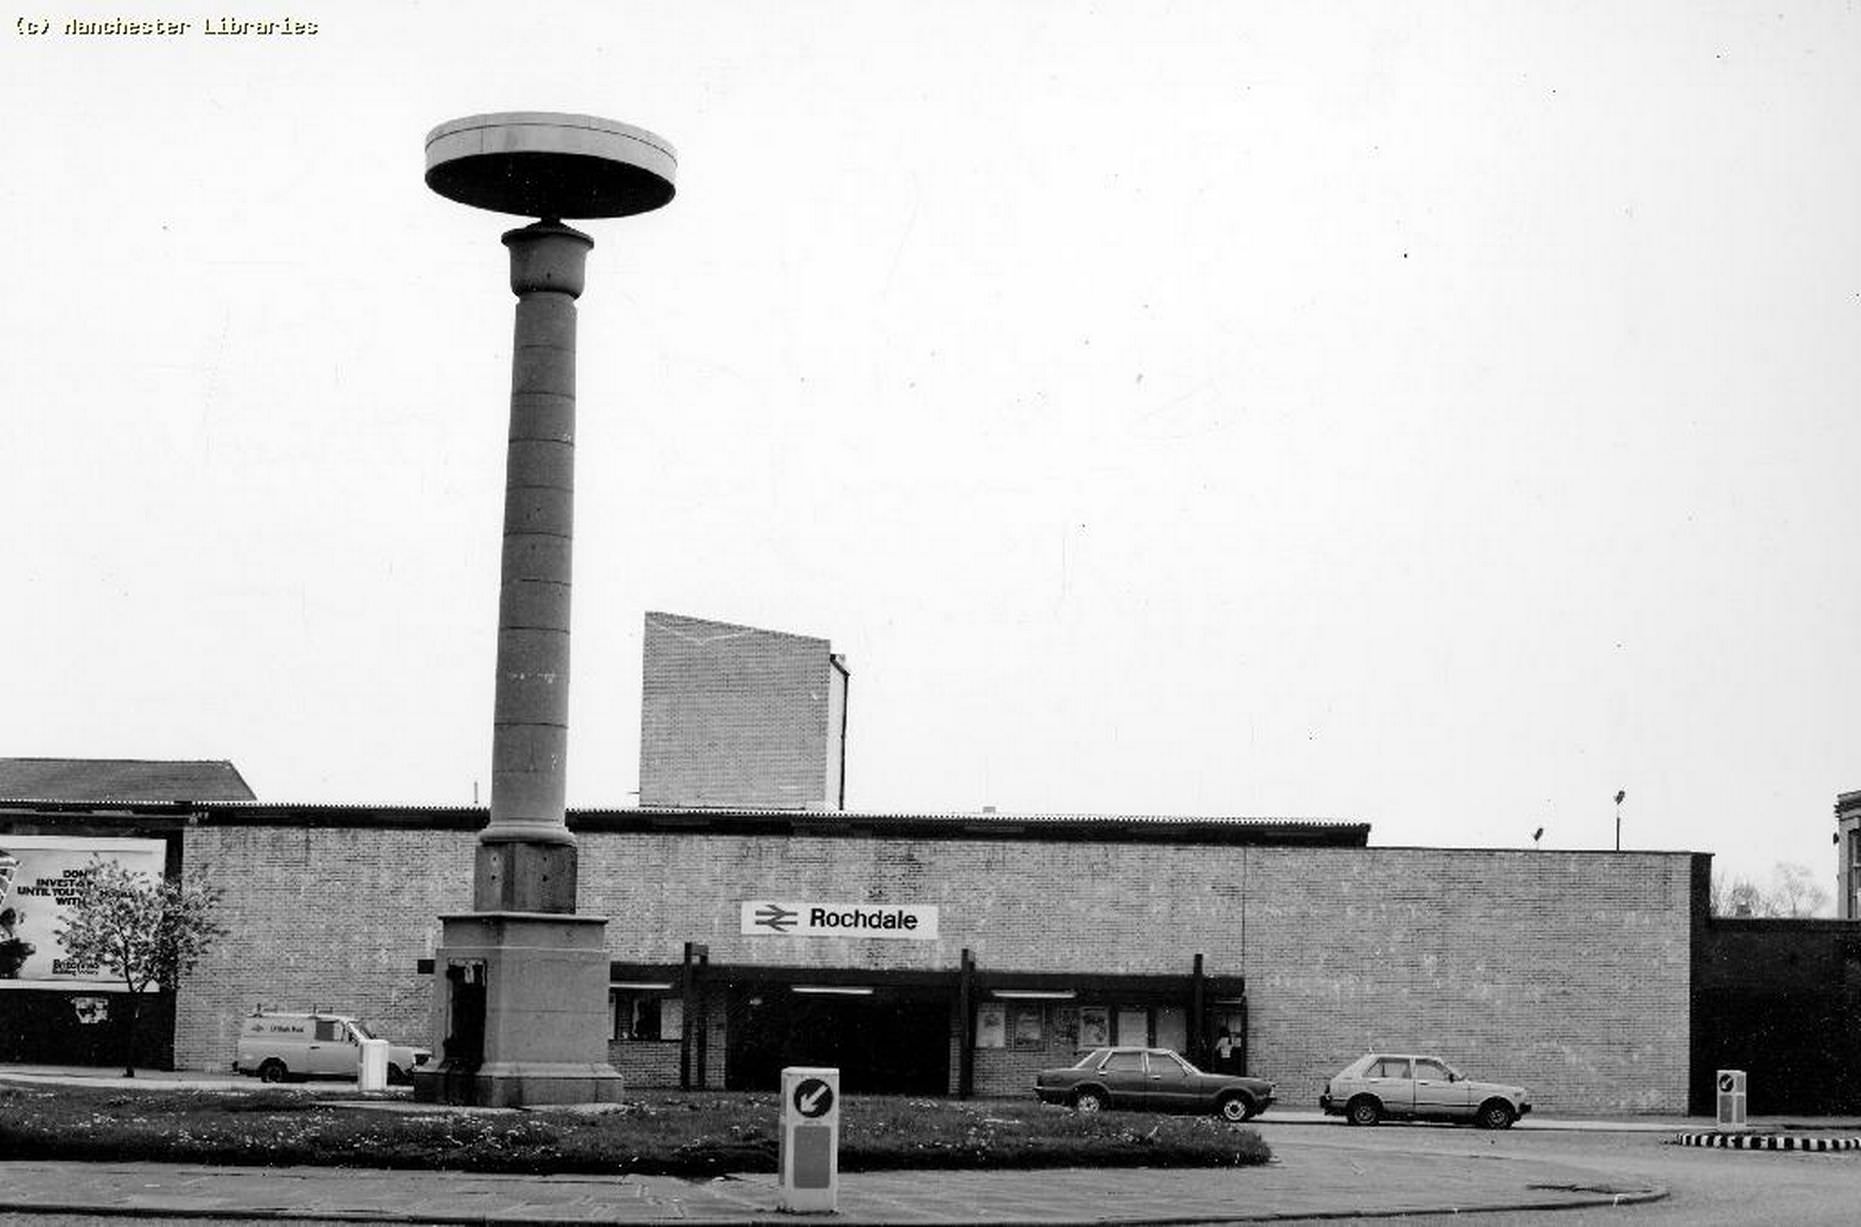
753,902,799,933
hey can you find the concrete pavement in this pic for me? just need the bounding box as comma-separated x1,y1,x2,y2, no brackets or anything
0,1152,1666,1224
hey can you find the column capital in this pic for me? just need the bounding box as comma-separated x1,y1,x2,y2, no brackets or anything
503,221,594,298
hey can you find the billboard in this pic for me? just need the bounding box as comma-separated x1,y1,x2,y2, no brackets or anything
0,835,168,990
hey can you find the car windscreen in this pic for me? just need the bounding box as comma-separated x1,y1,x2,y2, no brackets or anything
1071,1049,1109,1069
349,1020,376,1040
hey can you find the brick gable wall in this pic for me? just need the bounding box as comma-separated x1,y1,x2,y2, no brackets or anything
638,613,837,810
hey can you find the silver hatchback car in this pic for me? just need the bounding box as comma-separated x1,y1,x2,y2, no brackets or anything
1319,1053,1530,1129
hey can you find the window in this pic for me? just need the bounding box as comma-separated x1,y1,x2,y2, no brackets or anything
1369,1057,1411,1079
1011,1007,1045,1050
314,1019,343,1043
1104,1050,1145,1074
1415,1059,1453,1081
612,991,664,1041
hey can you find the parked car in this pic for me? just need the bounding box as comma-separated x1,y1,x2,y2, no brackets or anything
1319,1053,1530,1129
1035,1046,1276,1122
234,1010,431,1085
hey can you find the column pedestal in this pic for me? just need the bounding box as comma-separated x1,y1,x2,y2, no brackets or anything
412,912,624,1107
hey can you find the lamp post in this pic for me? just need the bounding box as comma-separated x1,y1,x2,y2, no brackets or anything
415,113,676,1107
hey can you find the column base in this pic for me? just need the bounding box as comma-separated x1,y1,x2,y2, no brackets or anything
415,1061,626,1108
413,911,624,1108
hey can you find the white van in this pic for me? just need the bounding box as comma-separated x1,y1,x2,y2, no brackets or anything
234,1010,431,1085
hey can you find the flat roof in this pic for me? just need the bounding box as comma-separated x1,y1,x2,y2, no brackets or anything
0,801,1370,847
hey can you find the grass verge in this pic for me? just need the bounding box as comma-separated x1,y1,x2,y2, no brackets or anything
0,1082,1271,1176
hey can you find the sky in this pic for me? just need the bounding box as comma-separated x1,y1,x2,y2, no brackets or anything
2,2,1856,907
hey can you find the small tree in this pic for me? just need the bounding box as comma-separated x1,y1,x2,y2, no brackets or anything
55,857,226,1076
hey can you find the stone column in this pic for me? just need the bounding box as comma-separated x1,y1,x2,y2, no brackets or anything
417,111,674,1108
477,220,594,915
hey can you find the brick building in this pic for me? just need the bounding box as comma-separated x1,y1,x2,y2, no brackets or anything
1838,790,1860,921
639,612,849,810
1,797,1713,1115
4,732,1853,1114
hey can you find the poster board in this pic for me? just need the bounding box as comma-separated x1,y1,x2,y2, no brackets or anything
0,835,168,990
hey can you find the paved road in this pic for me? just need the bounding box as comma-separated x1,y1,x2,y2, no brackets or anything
1246,1117,1861,1226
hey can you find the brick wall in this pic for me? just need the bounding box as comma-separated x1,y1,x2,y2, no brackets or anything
578,834,1695,1113
609,1040,680,1086
1693,917,1861,1113
164,818,1696,1113
638,612,842,810
175,824,471,1072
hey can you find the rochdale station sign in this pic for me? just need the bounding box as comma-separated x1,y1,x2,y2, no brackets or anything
741,900,939,940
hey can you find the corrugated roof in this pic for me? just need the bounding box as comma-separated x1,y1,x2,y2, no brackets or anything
0,758,256,803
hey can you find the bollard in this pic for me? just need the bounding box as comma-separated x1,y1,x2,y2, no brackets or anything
358,1038,390,1091
779,1066,840,1213
1715,1069,1747,1131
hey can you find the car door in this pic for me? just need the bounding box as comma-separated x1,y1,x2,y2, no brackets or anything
1412,1058,1473,1118
1143,1049,1196,1111
1099,1049,1149,1107
1365,1056,1415,1115
306,1017,349,1077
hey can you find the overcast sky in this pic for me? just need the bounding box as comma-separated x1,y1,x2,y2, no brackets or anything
3,2,1856,905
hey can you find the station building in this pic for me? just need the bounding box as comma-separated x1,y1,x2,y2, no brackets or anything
0,615,1853,1115
3,794,1702,1115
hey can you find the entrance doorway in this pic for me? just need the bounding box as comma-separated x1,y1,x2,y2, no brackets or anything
725,983,950,1094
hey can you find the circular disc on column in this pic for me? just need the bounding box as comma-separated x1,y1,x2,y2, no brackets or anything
426,112,677,219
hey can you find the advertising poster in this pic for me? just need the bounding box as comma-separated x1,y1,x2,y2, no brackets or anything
1011,1007,1044,1050
0,835,167,991
1117,1008,1149,1047
975,1003,1006,1049
1077,1006,1109,1049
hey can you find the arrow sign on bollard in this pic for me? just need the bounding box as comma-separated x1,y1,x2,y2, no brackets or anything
794,1077,835,1118
780,1066,840,1212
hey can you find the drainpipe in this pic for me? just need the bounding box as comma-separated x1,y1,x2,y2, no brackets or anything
1191,953,1206,1066
958,948,976,1099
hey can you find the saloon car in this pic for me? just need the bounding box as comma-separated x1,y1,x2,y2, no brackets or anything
1035,1046,1276,1121
1319,1053,1530,1129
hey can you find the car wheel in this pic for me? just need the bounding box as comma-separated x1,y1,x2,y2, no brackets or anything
1074,1087,1108,1113
258,1059,288,1085
1476,1100,1516,1130
1217,1093,1255,1123
1346,1096,1381,1127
